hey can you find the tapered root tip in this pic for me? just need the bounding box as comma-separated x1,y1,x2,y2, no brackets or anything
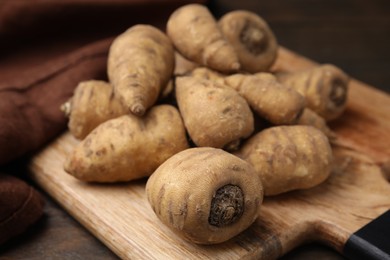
130,103,146,116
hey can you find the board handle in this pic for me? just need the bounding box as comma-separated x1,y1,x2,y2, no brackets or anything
343,210,390,260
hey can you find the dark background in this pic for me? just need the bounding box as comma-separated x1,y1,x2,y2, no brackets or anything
1,0,389,259
211,0,390,94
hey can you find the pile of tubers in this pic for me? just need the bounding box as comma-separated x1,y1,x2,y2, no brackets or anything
62,4,349,245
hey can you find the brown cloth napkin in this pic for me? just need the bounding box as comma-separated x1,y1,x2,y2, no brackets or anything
0,38,111,164
0,173,45,244
0,0,204,245
0,0,203,165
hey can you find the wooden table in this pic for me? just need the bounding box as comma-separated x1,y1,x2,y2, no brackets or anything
1,0,389,259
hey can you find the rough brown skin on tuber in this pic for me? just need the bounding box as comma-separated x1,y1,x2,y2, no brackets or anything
64,105,189,182
173,51,199,76
218,10,278,73
235,125,333,196
167,4,240,73
276,64,350,121
297,108,335,139
190,68,305,126
63,80,127,140
146,147,263,244
107,24,174,116
190,67,226,81
223,73,306,125
175,75,254,150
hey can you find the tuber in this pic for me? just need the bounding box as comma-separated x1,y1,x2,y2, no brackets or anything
276,64,349,121
190,67,225,81
175,75,254,150
235,125,333,196
167,4,240,73
297,108,334,139
224,72,305,125
218,10,278,73
107,24,174,116
173,51,199,76
62,80,127,140
64,105,189,182
146,147,263,244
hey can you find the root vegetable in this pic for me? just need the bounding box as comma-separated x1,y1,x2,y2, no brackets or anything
175,76,254,150
146,147,263,244
190,67,225,81
167,4,240,73
64,105,189,182
235,125,333,196
107,24,174,116
189,68,305,125
297,108,334,139
174,51,198,76
62,80,127,140
276,64,349,121
224,73,305,125
218,10,278,73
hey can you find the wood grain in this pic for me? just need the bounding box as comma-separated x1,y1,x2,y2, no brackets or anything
28,47,390,259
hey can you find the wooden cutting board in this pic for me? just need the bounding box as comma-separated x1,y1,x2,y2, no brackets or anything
28,47,390,259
